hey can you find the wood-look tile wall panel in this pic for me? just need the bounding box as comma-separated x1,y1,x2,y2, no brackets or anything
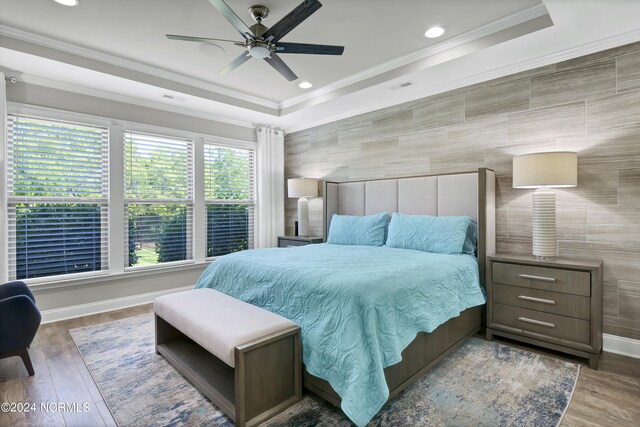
618,168,640,205
446,115,507,152
617,49,640,93
465,79,530,120
603,281,619,318
619,281,640,322
587,90,640,133
372,107,413,138
507,101,586,143
384,158,430,178
398,128,447,157
412,94,465,131
284,41,640,339
530,60,616,108
555,42,640,71
587,206,640,244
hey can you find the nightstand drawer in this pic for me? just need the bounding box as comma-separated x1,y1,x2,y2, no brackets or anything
492,303,590,345
493,262,590,296
493,284,590,320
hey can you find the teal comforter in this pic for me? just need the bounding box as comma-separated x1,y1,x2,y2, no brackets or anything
194,243,485,426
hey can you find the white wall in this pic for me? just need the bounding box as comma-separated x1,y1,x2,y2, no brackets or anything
6,82,256,142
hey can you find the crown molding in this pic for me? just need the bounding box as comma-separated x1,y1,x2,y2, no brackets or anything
1,5,548,114
0,24,279,110
15,73,257,129
284,25,640,133
6,8,640,134
279,4,550,110
11,20,640,135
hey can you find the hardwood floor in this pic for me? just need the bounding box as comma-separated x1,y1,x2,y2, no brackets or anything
1,304,639,426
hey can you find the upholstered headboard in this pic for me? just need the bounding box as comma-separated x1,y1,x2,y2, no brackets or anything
323,168,496,285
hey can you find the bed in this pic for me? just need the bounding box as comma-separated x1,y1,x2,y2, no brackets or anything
195,168,496,426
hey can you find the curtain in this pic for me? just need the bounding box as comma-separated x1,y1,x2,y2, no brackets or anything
0,73,8,282
256,127,285,248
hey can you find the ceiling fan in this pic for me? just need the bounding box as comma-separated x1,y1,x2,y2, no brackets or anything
166,0,345,82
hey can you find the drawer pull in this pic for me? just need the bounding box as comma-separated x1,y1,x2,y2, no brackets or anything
518,317,556,328
517,273,557,283
518,295,556,305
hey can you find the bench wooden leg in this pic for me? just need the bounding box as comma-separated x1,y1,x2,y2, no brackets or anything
155,314,182,355
235,327,302,427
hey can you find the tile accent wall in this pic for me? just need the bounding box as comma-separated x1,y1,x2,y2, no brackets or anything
284,41,640,340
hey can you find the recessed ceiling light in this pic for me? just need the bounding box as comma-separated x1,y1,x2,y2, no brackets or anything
53,0,79,6
424,26,446,38
298,81,313,89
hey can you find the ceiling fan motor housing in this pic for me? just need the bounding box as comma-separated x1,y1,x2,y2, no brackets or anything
250,22,269,38
247,5,271,57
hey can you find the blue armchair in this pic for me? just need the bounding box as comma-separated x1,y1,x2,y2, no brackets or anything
0,281,42,376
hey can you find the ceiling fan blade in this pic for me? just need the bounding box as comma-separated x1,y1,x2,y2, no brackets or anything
166,34,239,44
264,53,298,81
219,52,251,74
275,42,344,55
207,0,255,40
263,0,322,42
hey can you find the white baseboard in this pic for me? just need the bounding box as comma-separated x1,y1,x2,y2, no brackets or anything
40,285,192,324
603,333,640,359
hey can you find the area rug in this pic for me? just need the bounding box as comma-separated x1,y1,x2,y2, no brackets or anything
70,314,579,426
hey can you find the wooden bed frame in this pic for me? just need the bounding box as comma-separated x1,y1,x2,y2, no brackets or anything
306,168,496,407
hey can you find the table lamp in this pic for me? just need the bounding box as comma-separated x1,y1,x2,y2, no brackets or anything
512,152,577,258
287,178,318,237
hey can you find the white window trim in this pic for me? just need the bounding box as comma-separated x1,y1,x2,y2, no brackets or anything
6,113,111,282
203,141,258,261
123,129,195,271
0,76,7,283
4,102,256,288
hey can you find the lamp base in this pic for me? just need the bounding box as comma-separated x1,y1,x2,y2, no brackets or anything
297,197,310,237
532,188,557,258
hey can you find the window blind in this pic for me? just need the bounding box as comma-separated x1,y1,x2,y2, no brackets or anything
6,115,109,280
204,144,255,258
124,131,194,268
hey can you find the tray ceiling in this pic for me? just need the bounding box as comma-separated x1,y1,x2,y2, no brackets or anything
2,0,640,131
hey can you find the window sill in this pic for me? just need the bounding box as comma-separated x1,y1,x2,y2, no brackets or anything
26,261,214,291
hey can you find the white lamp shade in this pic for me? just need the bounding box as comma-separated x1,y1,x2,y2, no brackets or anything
287,178,318,198
512,152,578,188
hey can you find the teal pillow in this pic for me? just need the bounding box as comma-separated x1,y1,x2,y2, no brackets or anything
386,213,472,255
327,212,388,246
463,219,478,255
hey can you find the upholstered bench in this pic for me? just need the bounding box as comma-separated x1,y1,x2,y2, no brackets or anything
154,289,301,427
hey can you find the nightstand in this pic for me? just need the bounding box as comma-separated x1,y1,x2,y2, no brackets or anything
486,254,603,369
277,236,324,248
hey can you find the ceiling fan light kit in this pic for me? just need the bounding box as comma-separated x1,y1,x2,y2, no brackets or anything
247,41,272,59
166,0,345,82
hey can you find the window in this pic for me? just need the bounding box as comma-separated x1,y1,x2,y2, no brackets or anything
124,131,194,268
6,115,109,280
2,107,256,284
204,144,255,258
